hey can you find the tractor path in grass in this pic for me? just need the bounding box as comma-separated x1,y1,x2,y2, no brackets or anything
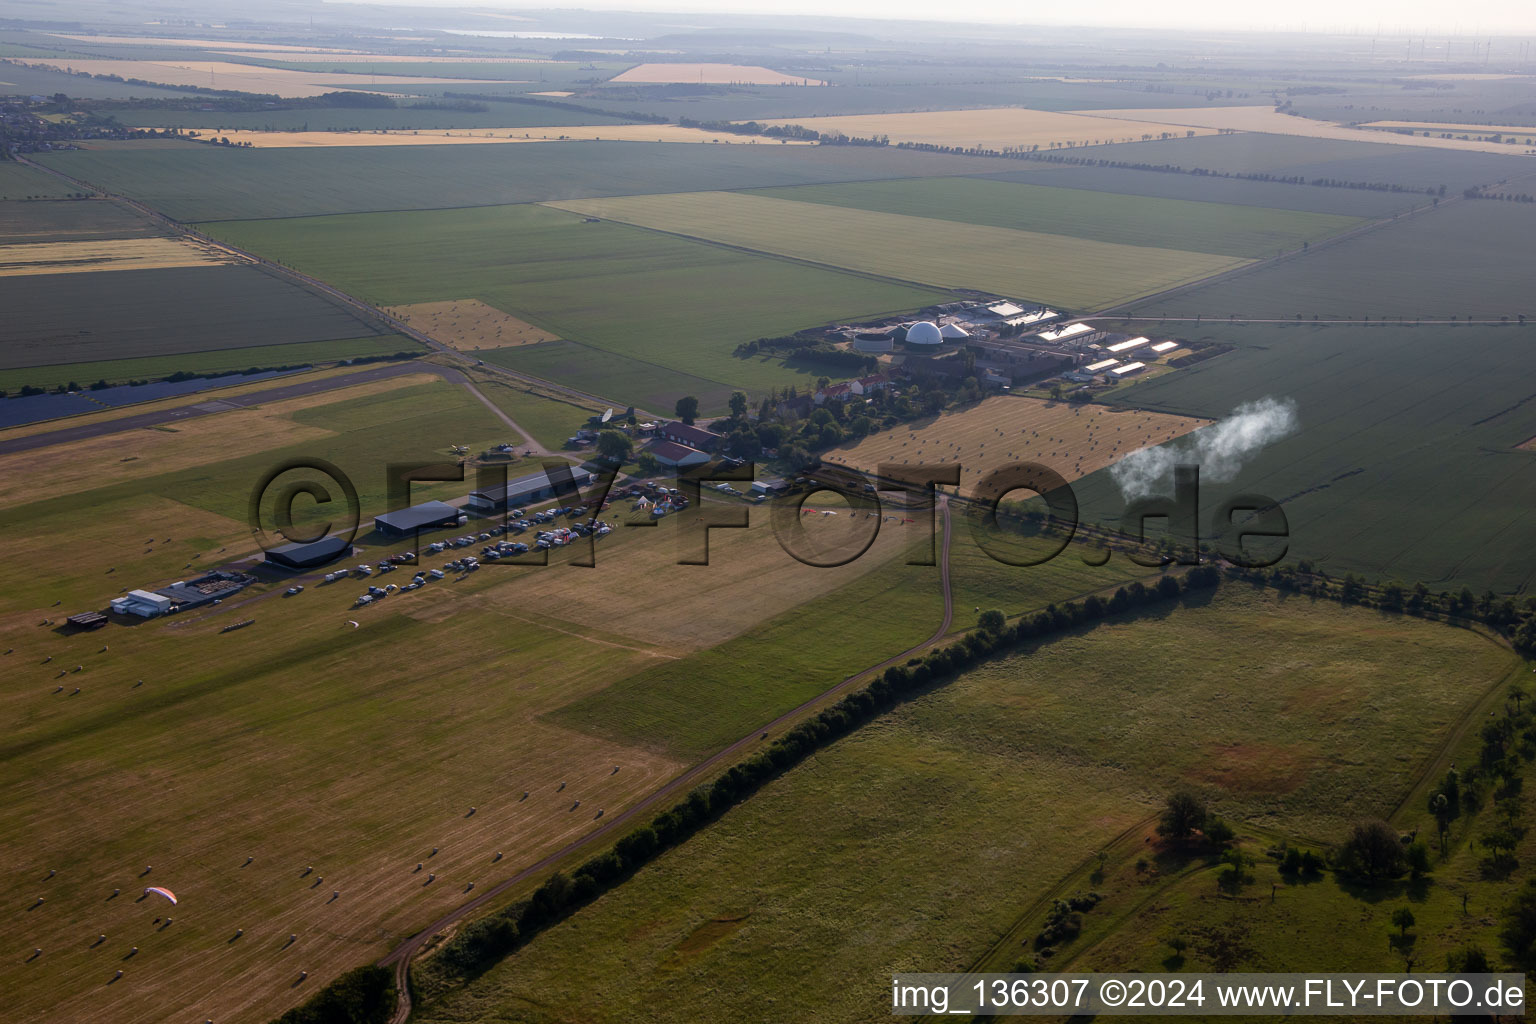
378,496,955,1024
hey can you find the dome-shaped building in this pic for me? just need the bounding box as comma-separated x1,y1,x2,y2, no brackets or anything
904,320,943,345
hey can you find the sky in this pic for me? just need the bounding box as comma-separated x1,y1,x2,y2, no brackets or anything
364,0,1536,35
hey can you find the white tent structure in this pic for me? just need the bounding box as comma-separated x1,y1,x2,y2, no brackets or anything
939,323,970,340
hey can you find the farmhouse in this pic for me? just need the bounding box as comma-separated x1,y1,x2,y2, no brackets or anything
851,373,890,395
655,421,723,451
265,534,352,569
647,440,711,467
374,500,463,537
466,467,595,512
110,589,172,618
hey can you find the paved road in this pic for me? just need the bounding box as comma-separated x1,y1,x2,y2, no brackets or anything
380,497,954,1023
0,361,443,456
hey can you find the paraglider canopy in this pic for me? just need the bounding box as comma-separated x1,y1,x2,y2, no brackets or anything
144,886,177,904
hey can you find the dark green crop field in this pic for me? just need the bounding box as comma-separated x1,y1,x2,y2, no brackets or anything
1070,321,1536,594
1129,199,1535,318
0,198,160,241
36,140,1020,221
748,177,1366,258
1075,132,1530,193
980,163,1432,217
0,163,84,200
0,334,418,394
0,265,384,369
202,203,948,407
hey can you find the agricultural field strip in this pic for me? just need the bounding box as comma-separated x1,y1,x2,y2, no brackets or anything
611,62,825,86
0,236,245,276
1068,105,1536,155
1362,120,1536,136
750,107,1222,150
13,58,531,98
746,177,1369,258
144,125,816,148
542,191,1248,309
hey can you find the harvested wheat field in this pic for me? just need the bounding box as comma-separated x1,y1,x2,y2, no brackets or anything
387,299,559,351
23,59,519,99
0,236,247,277
753,107,1219,151
825,395,1208,490
611,62,824,86
1072,106,1536,154
528,90,574,97
162,124,813,148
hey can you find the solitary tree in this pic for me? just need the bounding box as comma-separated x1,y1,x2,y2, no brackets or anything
595,430,633,463
977,609,1006,634
674,396,700,425
1391,907,1416,938
1340,820,1407,880
1157,789,1207,841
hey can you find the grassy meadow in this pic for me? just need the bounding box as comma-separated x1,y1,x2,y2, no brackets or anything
412,586,1516,1024
545,191,1246,310
202,204,949,408
0,164,89,200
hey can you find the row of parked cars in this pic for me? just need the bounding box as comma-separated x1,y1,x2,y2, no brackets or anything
356,566,448,605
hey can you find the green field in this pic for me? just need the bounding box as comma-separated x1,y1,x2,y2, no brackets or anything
477,340,741,413
413,587,1516,1023
545,190,1247,309
1065,322,1536,595
980,163,1433,217
748,177,1367,258
36,141,1020,221
1129,200,1536,318
202,204,949,408
0,264,386,369
0,197,162,242
0,162,85,200
0,334,419,393
1075,132,1531,193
